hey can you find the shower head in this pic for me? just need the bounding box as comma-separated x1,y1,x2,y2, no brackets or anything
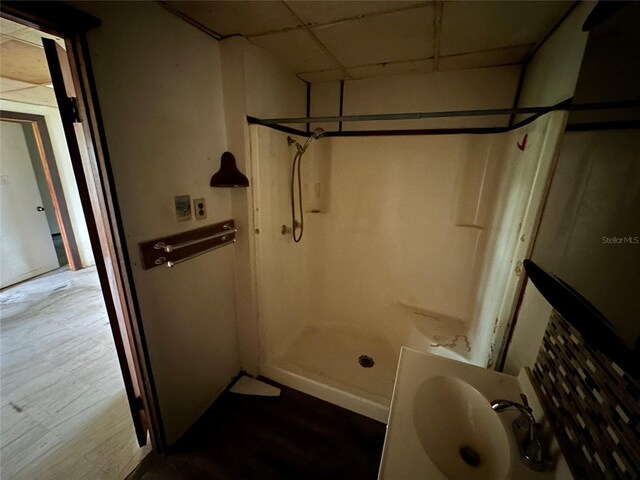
287,128,325,154
311,127,325,139
300,128,325,152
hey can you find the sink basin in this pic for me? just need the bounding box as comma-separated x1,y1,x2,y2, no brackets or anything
413,375,511,480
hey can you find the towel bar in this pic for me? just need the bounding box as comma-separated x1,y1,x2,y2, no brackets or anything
139,220,236,270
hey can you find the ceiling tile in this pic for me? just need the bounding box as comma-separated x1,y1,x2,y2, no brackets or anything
438,45,531,72
0,40,51,84
162,1,299,36
8,29,65,49
1,85,57,107
0,18,27,35
285,1,427,26
0,77,36,93
297,69,346,83
312,6,434,67
348,59,434,80
440,1,572,56
250,29,339,73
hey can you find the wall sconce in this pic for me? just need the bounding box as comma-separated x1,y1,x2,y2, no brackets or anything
210,152,249,188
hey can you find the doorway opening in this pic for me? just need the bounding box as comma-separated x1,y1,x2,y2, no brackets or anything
0,110,83,280
0,16,155,478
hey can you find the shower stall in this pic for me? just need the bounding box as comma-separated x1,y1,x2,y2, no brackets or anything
249,111,566,421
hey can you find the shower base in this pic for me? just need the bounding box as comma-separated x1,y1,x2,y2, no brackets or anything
262,324,398,422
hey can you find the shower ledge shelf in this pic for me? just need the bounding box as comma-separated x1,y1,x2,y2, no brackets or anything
398,300,470,356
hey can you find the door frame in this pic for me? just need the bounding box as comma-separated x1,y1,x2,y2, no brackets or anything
0,2,167,450
0,110,82,271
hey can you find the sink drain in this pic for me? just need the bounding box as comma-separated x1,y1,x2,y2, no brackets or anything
459,445,481,467
358,355,374,368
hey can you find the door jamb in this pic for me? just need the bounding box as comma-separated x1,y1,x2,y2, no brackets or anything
65,36,166,449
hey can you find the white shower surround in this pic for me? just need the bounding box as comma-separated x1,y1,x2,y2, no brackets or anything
249,111,566,421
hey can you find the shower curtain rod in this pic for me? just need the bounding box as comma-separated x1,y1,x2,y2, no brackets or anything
248,100,638,125
247,99,640,137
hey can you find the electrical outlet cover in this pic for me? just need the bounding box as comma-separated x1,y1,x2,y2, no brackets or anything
194,198,207,220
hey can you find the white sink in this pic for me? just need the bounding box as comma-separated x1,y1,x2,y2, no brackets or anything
378,348,570,480
413,376,510,480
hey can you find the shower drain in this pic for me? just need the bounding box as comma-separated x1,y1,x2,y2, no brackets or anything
358,355,375,368
459,445,481,467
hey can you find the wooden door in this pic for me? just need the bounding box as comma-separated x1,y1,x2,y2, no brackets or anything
0,120,60,287
43,38,151,447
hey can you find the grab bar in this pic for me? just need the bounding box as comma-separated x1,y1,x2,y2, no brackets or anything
154,228,236,253
167,237,236,268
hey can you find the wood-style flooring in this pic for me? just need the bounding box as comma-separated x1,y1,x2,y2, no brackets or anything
127,376,386,480
0,266,150,479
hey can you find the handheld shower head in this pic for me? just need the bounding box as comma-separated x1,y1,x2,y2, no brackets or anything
300,128,325,152
312,127,325,139
285,127,325,243
288,128,325,155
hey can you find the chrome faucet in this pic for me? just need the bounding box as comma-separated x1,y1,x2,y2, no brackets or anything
491,394,550,471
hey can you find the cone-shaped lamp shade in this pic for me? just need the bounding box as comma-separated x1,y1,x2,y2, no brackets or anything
210,152,249,188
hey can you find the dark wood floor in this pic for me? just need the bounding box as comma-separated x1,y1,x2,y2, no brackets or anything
128,376,387,480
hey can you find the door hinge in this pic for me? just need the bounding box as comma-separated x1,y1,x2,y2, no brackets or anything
67,96,81,123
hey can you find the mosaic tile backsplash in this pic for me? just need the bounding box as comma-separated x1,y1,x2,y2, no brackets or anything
532,311,640,479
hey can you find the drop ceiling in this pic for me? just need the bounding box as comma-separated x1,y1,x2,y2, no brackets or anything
0,18,64,108
161,0,574,82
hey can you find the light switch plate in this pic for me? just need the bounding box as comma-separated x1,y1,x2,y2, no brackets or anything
194,198,207,220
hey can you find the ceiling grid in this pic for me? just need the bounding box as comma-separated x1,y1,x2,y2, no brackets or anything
280,1,352,80
161,0,573,83
0,17,65,107
1,2,577,106
432,1,443,72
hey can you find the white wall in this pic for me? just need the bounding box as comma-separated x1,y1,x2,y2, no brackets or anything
309,81,340,132
310,65,521,131
244,40,307,119
505,131,640,374
220,36,307,374
517,2,593,108
531,129,640,349
78,2,239,445
0,99,94,267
